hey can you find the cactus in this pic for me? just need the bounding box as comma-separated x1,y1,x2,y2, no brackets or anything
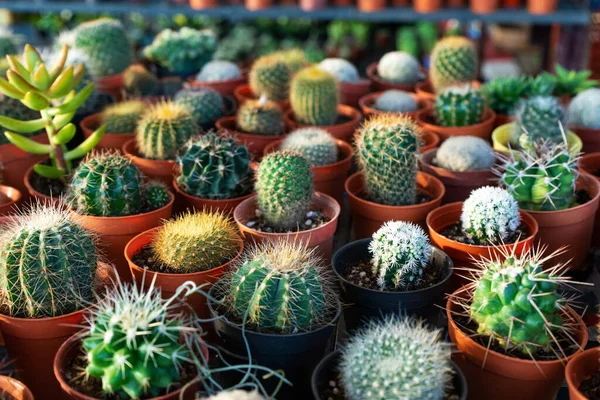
290,66,339,126
568,88,600,129
280,128,338,167
373,90,419,113
153,210,241,273
317,58,360,83
376,51,424,84
255,151,313,230
481,75,530,115
512,96,565,147
340,316,452,400
176,133,251,200
248,54,291,101
274,48,306,73
196,60,242,82
435,85,485,127
102,100,145,134
0,203,98,318
236,97,284,136
136,101,196,160
0,94,39,145
123,64,161,97
142,181,171,210
434,136,495,172
370,221,432,290
460,187,521,245
430,36,478,92
174,87,225,126
355,114,420,206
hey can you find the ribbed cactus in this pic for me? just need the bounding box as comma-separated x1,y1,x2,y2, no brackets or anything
568,88,600,129
123,64,161,97
176,133,251,200
0,93,39,145
196,60,242,82
142,181,171,210
102,100,145,134
174,87,225,127
512,96,565,147
373,90,419,113
290,66,339,126
482,75,529,115
340,317,452,400
435,85,485,127
430,36,478,93
318,58,359,83
376,51,424,84
434,136,495,172
248,54,291,101
236,97,283,136
370,221,432,290
0,204,98,318
255,151,313,230
355,114,420,206
280,128,338,167
136,101,196,160
274,48,306,74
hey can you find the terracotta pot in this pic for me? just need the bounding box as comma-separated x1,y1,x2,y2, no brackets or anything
80,113,134,151
0,132,48,195
263,139,353,204
416,108,496,143
283,105,362,143
173,179,254,216
190,0,218,8
0,184,21,217
122,139,177,187
447,0,465,6
358,0,386,11
367,62,425,92
527,0,557,14
23,165,61,206
571,125,600,154
0,376,34,400
216,116,285,159
233,192,340,262
338,79,371,108
494,113,513,129
566,347,600,400
188,74,247,97
414,0,442,12
420,130,441,153
579,153,600,248
333,0,353,4
94,73,124,100
346,171,445,239
492,123,582,157
300,0,326,9
359,91,430,120
471,0,498,13
447,290,588,400
233,84,289,110
503,0,520,6
415,80,436,102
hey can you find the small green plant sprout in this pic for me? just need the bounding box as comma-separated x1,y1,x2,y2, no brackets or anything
318,58,360,83
481,75,530,115
0,44,105,180
552,64,598,98
434,136,495,172
102,100,145,134
236,95,284,136
196,60,242,82
376,51,424,84
370,221,432,290
248,54,291,101
340,316,452,400
372,90,419,113
430,36,478,92
123,64,161,97
205,390,266,400
460,186,521,245
525,74,557,97
290,66,339,126
511,96,565,148
280,128,338,167
174,87,225,127
435,85,485,127
568,88,600,129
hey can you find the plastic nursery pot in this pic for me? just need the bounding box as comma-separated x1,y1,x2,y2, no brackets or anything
172,178,254,216
300,0,326,9
471,0,498,13
233,84,289,110
414,0,442,13
345,171,445,239
420,148,496,204
566,347,600,400
0,132,48,195
366,62,425,92
492,123,583,156
190,0,219,8
357,0,386,11
578,152,600,247
233,192,340,262
527,0,557,14
416,108,497,143
215,116,285,159
188,74,247,97
263,139,353,205
338,79,371,108
122,139,177,187
283,105,362,143
332,239,453,332
0,376,34,400
358,91,430,120
570,124,600,153
0,184,21,216
446,290,588,400
80,113,134,151
94,73,125,101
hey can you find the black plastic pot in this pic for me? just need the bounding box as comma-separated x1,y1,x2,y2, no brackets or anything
311,350,468,400
332,238,453,333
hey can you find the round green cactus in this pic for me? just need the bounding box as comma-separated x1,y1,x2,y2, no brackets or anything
512,96,566,147
236,97,284,136
373,90,419,113
274,48,307,74
568,88,600,129
434,136,495,172
196,60,242,82
249,54,291,101
280,128,338,167
430,36,478,93
174,87,225,127
123,64,161,97
102,100,145,134
435,85,485,127
482,75,530,115
290,66,339,126
142,181,171,211
318,58,359,83
377,51,424,84
255,151,313,230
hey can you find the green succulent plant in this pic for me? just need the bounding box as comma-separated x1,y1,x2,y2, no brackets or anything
174,87,225,127
430,36,478,92
553,64,598,98
435,85,485,127
290,66,339,126
482,75,530,115
102,100,145,134
525,74,557,97
0,93,39,145
123,64,162,97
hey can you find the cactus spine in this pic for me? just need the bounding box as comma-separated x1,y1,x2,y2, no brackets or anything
280,128,338,167
174,87,225,126
434,136,495,172
236,97,284,136
430,36,478,92
435,85,485,127
102,100,145,134
248,54,291,101
290,66,339,126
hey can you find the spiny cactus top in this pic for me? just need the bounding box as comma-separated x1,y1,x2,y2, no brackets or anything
568,88,600,129
370,221,432,290
460,186,521,245
280,128,339,167
340,317,452,400
434,136,495,172
236,96,284,136
377,51,424,84
318,58,360,83
373,89,419,113
123,64,161,97
196,60,242,82
512,95,565,147
174,87,225,126
435,85,485,127
482,75,530,115
249,54,291,101
102,100,145,134
290,66,339,126
355,114,420,206
0,204,98,318
430,36,478,93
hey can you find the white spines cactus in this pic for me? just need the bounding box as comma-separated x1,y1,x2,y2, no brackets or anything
377,51,424,84
206,391,266,400
568,88,600,129
317,58,360,83
340,317,452,400
196,60,242,82
460,186,521,244
434,136,495,172
370,221,432,290
373,90,419,113
279,128,339,167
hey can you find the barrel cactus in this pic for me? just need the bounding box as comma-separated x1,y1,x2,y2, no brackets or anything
174,87,225,126
434,136,495,172
236,97,283,136
376,51,424,84
435,85,485,127
290,66,339,126
512,96,565,147
430,36,478,92
274,48,306,73
102,100,145,134
248,54,291,101
123,64,161,97
481,75,529,115
568,88,600,129
196,60,242,82
143,181,171,210
318,58,359,83
355,114,420,206
280,128,338,167
373,90,419,113
255,151,313,230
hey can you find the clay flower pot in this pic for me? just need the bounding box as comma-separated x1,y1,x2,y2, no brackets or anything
23,164,61,206
0,132,48,195
0,376,34,400
122,139,177,187
578,152,600,248
527,0,557,14
283,105,362,143
80,113,134,151
188,73,247,97
494,113,513,129
94,73,125,101
566,347,600,400
358,0,386,11
570,124,600,153
233,84,289,110
246,0,272,7
503,0,521,6
447,290,588,400
263,139,353,205
190,0,219,8
414,0,442,13
216,116,285,159
492,123,583,156
0,184,21,217
346,171,445,239
338,79,371,108
359,91,430,120
416,108,496,143
300,0,326,9
233,192,340,262
471,0,498,13
173,178,254,215
420,130,441,153
367,62,425,92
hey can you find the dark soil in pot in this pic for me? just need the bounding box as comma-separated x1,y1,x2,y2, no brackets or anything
439,222,531,246
579,371,600,399
245,208,330,233
28,158,83,197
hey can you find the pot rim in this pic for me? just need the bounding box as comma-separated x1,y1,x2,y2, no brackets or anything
565,346,600,397
420,147,496,177
358,90,429,116
215,115,286,140
284,104,361,130
122,139,179,167
263,138,354,172
0,375,33,400
172,177,255,204
417,107,497,132
0,184,22,210
70,191,174,222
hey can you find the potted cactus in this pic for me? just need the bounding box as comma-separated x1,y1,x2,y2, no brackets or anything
317,57,370,107
346,114,444,239
447,247,588,400
366,51,425,92
123,64,162,98
481,75,530,128
174,87,229,130
568,88,600,152
566,345,600,400
190,60,247,97
234,54,291,109
332,221,453,332
359,89,427,118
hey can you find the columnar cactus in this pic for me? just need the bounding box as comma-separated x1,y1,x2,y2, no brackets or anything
482,75,530,115
568,88,600,129
430,36,478,92
340,317,452,400
435,85,485,127
512,96,565,147
123,64,161,97
434,136,495,172
176,133,251,200
370,221,432,290
248,54,291,101
318,58,360,83
280,128,338,167
290,66,339,126
0,204,98,318
355,114,420,206
174,87,225,126
376,51,424,84
136,101,196,160
102,100,145,134
236,97,283,136
255,151,313,230
196,60,242,82
373,90,419,113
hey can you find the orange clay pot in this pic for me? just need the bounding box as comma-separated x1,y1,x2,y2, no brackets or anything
216,116,285,159
416,108,496,143
263,139,353,205
233,192,340,262
420,130,441,153
172,178,254,215
246,0,272,7
23,165,61,206
80,113,134,151
358,0,386,11
527,0,558,14
414,0,442,13
494,113,513,129
367,62,425,92
566,347,600,400
94,73,125,101
190,0,219,8
338,79,371,108
0,376,34,400
0,184,21,217
471,0,498,13
122,139,177,188
0,132,48,195
188,73,247,97
578,153,600,248
300,0,326,9
571,125,600,154
346,171,445,239
233,84,289,110
283,105,362,143
359,91,430,120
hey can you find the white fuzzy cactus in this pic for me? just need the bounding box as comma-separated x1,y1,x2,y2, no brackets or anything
196,60,242,82
373,90,419,113
280,128,339,167
340,316,452,400
377,51,424,84
434,136,495,172
460,186,521,244
206,390,266,400
370,221,432,290
318,58,360,83
568,88,600,129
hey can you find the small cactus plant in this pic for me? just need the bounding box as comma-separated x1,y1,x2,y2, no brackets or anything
373,90,419,113
435,85,485,127
248,54,291,101
434,136,495,172
142,181,171,210
568,88,600,129
553,64,598,98
123,64,161,97
290,66,339,126
512,96,565,147
376,51,424,84
174,87,225,127
102,100,145,134
317,58,359,83
430,36,478,92
274,48,306,73
280,128,338,167
236,96,283,136
160,76,183,98
481,75,530,115
196,60,242,82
